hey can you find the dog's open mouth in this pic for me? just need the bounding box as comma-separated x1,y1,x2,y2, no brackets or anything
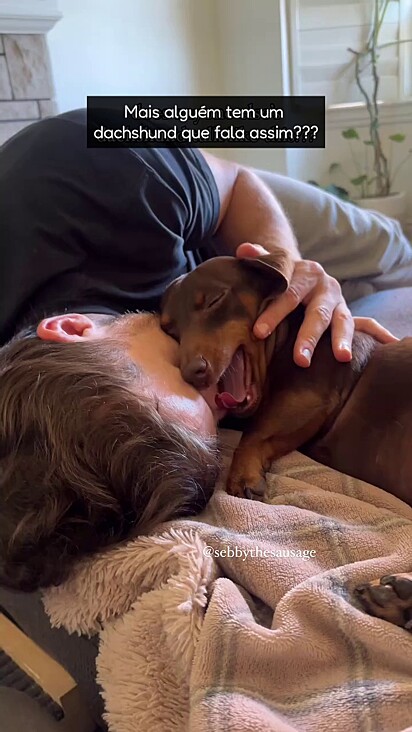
215,347,258,415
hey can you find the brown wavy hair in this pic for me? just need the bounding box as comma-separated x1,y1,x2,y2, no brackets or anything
0,324,219,592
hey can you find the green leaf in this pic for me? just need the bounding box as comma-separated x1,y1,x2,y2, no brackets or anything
363,140,374,145
350,175,368,186
342,128,360,140
324,184,351,201
389,133,406,143
328,162,341,174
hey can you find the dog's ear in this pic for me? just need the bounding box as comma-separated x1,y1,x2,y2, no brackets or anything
238,250,294,295
159,275,185,335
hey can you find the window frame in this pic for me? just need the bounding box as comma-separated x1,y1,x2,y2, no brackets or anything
287,0,412,109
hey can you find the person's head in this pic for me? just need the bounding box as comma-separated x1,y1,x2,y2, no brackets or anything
0,311,222,592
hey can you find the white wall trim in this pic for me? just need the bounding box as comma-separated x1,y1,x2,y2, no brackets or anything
0,1,62,34
279,0,292,96
327,100,412,129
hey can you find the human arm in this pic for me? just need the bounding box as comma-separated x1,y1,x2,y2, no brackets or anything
200,151,397,367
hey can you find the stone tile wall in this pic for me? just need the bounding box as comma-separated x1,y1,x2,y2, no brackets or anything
0,34,57,145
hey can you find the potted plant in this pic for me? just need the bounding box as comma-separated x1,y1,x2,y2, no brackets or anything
329,0,411,223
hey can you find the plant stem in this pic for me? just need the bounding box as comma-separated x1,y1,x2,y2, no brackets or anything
350,0,391,197
376,0,390,40
370,32,390,194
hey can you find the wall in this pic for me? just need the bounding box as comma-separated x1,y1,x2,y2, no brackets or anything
212,0,288,173
47,0,289,174
47,0,220,113
0,34,56,145
9,0,408,232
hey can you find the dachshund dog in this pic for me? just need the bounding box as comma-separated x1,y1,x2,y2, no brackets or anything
160,253,412,630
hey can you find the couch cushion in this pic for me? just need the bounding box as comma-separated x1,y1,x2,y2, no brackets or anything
350,287,412,338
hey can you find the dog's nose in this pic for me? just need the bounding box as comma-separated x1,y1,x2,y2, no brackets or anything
182,355,212,388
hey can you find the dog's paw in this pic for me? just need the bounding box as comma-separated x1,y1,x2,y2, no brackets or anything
226,471,266,501
226,444,268,500
354,573,412,631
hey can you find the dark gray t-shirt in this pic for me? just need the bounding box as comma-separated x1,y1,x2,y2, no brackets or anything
0,108,220,344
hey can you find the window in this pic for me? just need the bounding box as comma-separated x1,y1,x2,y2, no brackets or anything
288,0,412,107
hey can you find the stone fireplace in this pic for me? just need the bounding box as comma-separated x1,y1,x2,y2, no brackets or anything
0,0,61,145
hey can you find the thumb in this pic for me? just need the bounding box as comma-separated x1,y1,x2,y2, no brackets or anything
236,242,270,259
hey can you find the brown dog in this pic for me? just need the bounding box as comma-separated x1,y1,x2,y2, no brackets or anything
160,253,412,629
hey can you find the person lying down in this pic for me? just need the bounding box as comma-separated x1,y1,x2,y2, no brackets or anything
3,109,412,732
0,109,407,600
1,299,412,633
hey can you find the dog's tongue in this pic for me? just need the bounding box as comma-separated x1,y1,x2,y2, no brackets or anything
216,392,240,409
215,349,246,410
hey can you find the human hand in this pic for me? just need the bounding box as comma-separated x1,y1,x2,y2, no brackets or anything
236,242,398,367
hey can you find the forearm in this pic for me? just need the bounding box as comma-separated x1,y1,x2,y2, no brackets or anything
199,153,396,365
214,167,301,262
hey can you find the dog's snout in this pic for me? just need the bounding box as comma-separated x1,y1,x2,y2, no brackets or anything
182,355,212,388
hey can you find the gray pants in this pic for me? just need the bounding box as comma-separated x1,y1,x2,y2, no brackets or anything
256,170,412,303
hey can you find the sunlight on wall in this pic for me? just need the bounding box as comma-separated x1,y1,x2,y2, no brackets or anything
48,0,218,111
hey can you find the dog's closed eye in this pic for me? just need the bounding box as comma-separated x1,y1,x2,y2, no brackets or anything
196,288,230,312
160,316,180,342
204,290,228,309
